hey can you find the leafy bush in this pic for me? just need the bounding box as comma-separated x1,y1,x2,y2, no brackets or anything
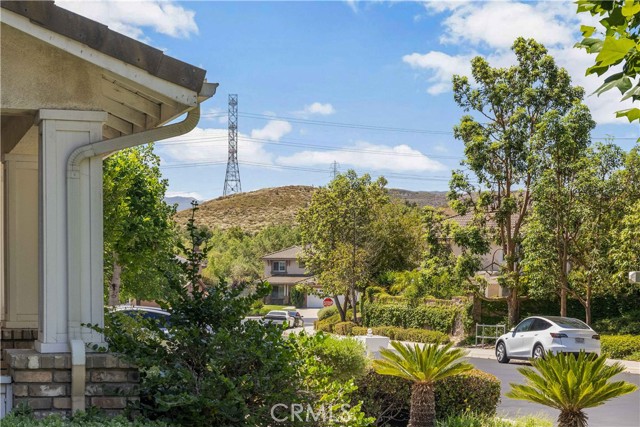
290,286,305,308
365,303,459,334
353,369,501,425
2,411,171,426
289,332,374,426
334,321,357,336
353,368,411,426
314,313,342,332
318,305,339,320
90,208,301,426
435,369,501,418
435,413,552,427
593,310,640,335
348,325,449,344
301,332,368,381
601,335,640,360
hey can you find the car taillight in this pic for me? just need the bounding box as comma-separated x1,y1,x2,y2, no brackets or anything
550,332,568,338
592,334,600,340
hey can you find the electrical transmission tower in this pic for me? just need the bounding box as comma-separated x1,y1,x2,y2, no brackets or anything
223,94,241,196
331,161,339,179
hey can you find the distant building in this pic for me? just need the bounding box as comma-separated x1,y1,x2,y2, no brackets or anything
261,246,333,308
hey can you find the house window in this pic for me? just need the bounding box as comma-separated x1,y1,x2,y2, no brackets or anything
273,261,286,273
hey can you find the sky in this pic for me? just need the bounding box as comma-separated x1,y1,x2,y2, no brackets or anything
57,0,639,201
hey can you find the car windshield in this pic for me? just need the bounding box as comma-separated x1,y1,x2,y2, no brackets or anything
544,316,590,329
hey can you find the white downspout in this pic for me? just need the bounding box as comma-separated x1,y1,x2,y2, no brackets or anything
65,102,205,414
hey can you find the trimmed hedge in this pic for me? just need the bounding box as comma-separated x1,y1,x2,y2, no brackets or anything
318,305,339,321
353,368,501,424
435,369,501,418
345,325,449,344
364,303,459,334
334,321,357,336
314,313,341,332
601,335,640,360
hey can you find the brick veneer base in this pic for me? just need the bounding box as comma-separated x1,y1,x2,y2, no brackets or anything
3,349,139,417
1,329,38,375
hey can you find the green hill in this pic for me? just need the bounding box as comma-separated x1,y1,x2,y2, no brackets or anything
174,185,448,233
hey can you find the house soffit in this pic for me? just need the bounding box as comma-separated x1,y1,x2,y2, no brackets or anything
1,2,214,140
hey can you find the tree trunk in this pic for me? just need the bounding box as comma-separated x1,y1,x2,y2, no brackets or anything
351,286,358,323
560,287,567,317
109,257,122,306
557,409,588,427
585,286,592,326
333,295,346,322
409,382,436,427
507,288,520,328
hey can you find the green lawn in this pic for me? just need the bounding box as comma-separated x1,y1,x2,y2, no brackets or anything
247,304,294,316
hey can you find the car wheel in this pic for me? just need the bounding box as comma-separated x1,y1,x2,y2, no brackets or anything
533,344,545,360
496,341,510,364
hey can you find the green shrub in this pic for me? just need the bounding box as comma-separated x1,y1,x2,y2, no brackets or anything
353,368,411,426
435,369,501,418
314,313,341,332
289,286,305,308
334,321,357,336
303,333,368,381
435,413,552,427
593,310,640,335
601,335,640,360
627,351,640,362
341,325,449,344
318,305,339,320
2,411,172,426
365,303,459,334
353,369,500,424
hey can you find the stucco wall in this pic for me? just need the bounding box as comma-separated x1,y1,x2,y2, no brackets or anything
0,24,104,112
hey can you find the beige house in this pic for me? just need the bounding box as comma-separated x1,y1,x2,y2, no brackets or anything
261,246,332,307
449,213,510,298
1,1,215,417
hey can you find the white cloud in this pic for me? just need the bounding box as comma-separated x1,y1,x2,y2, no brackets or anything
407,0,634,125
165,191,203,200
403,51,474,95
276,141,447,173
251,120,292,141
303,102,336,116
56,0,198,41
158,126,274,165
437,1,573,49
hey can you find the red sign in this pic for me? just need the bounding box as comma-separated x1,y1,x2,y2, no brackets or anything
322,298,334,307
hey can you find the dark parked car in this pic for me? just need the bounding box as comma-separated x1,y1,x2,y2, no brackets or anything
110,305,171,334
288,311,304,327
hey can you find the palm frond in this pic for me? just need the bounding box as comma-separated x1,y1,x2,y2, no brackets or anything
373,341,472,384
507,352,638,412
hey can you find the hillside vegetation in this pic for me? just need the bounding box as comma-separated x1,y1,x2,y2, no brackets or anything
174,185,447,233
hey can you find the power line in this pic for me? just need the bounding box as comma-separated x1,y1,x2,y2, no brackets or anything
199,111,638,141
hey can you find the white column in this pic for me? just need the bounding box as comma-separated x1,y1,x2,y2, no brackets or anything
35,110,108,353
3,154,39,328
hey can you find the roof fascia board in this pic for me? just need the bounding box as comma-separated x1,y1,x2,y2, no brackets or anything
2,9,198,108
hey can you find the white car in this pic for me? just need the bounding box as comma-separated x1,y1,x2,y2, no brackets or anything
495,316,601,363
263,310,294,328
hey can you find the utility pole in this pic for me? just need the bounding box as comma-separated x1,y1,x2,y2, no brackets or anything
223,94,241,196
331,161,339,180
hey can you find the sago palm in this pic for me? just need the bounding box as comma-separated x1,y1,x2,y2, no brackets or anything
507,352,638,427
373,341,472,427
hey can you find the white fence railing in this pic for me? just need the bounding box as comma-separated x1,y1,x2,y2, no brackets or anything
475,324,506,346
